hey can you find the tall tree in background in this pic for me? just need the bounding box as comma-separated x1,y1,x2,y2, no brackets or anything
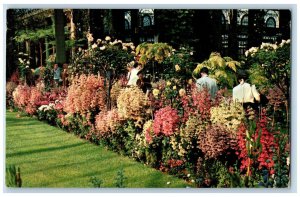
6,9,17,79
228,10,238,59
54,9,66,64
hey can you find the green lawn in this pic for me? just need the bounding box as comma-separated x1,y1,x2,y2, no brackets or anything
6,111,193,188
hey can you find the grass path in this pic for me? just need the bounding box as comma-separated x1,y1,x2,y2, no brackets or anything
6,111,193,188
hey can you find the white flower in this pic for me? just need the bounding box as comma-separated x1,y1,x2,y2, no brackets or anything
25,65,29,68
26,61,30,64
130,45,135,50
191,180,195,183
190,52,193,55
105,36,111,41
78,47,82,52
96,39,102,44
117,40,122,43
100,46,106,50
187,174,191,177
92,43,97,49
122,46,128,50
245,50,249,57
287,156,290,166
167,182,171,185
286,39,291,44
18,58,24,64
112,39,118,45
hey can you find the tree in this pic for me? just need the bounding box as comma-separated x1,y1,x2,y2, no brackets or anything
54,9,66,64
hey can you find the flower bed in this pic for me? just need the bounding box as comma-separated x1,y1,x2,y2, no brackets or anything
8,38,290,188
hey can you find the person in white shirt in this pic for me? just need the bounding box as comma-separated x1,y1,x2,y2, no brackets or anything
196,67,218,99
126,62,141,86
233,72,260,111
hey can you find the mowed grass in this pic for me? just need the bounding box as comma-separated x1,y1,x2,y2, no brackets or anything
6,111,193,188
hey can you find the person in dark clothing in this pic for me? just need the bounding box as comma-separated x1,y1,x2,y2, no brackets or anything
136,69,152,96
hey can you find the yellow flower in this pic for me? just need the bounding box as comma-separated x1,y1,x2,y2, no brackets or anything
166,81,171,86
188,79,193,85
179,89,186,97
152,89,160,97
173,86,177,90
175,64,181,71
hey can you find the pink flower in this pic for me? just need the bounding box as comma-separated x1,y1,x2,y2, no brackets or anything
153,106,180,136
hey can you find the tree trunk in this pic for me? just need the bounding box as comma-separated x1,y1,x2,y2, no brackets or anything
54,9,66,64
45,37,50,65
39,41,43,66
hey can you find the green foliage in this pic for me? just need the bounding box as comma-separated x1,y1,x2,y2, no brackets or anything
6,165,22,187
161,46,195,82
70,37,134,81
246,40,290,99
115,169,127,188
42,65,53,91
90,176,103,188
273,132,290,187
192,52,241,88
14,27,54,43
136,42,173,65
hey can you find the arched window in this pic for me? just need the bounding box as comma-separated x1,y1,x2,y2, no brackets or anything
142,15,152,27
266,17,276,28
221,14,226,25
241,15,248,26
125,19,130,30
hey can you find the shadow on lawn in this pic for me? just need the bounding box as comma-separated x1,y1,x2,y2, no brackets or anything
6,142,85,158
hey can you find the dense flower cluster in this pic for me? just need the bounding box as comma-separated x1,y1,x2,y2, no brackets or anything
94,109,121,136
171,115,205,157
143,120,154,144
12,84,31,109
64,74,106,115
117,86,148,120
210,100,245,134
111,78,127,108
181,87,211,121
237,110,277,175
266,86,286,109
198,124,237,159
153,106,180,136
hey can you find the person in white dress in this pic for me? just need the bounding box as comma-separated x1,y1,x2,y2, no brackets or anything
126,62,142,86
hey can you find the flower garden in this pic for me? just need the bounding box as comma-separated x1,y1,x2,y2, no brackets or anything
6,33,291,188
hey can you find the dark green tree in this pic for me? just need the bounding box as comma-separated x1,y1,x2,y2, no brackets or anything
54,9,66,64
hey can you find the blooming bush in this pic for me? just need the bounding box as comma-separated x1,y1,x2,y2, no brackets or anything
246,39,290,99
69,35,134,80
143,120,154,144
64,74,106,115
181,86,212,122
237,110,277,176
153,106,180,136
94,109,122,137
198,124,237,159
210,100,245,134
117,86,148,120
12,84,31,111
